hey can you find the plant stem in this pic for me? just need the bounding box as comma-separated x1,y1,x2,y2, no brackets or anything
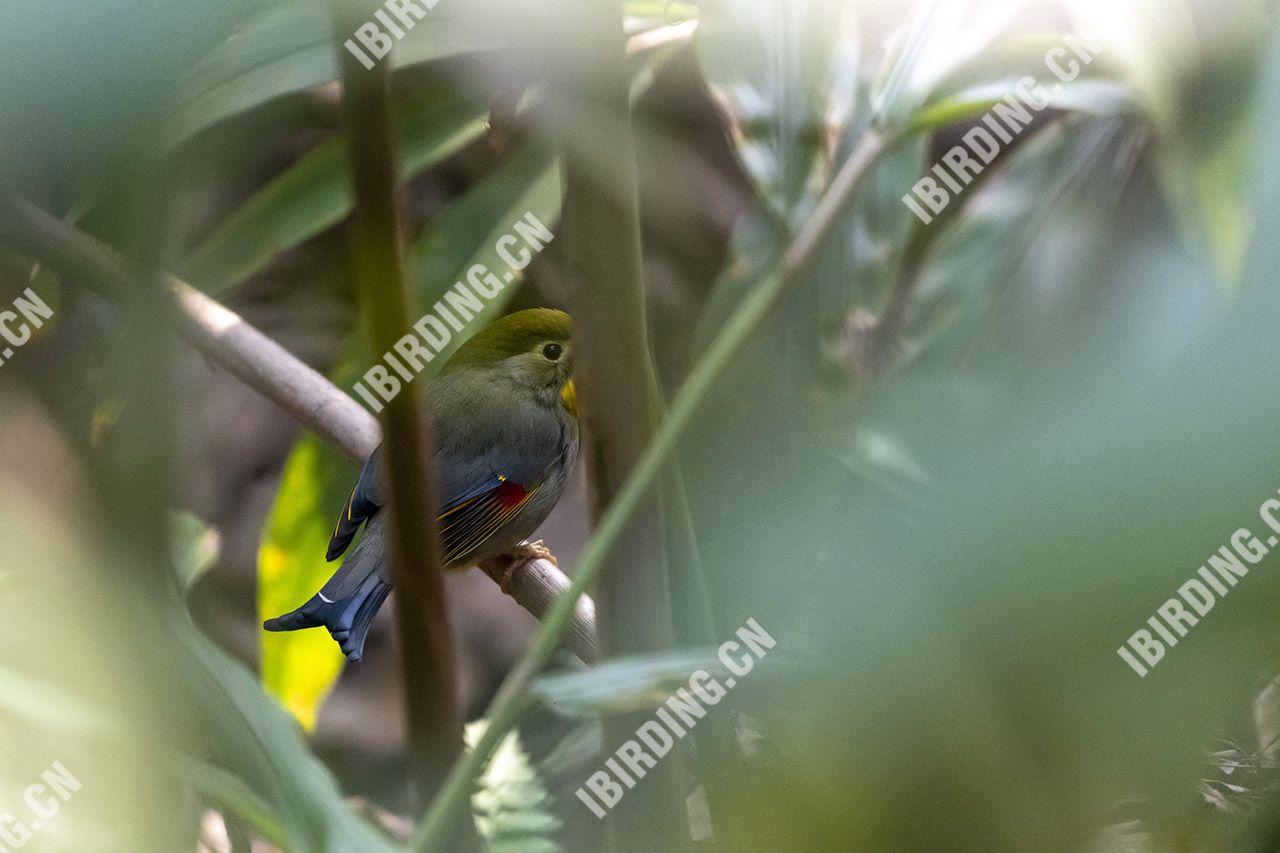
559,0,687,846
412,128,889,853
329,2,472,842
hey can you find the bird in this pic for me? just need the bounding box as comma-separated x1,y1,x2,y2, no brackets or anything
264,308,579,662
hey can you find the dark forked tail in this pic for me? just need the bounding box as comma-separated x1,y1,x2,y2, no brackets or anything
263,514,391,662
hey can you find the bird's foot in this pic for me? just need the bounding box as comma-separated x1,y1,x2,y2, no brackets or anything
482,541,560,594
507,539,558,567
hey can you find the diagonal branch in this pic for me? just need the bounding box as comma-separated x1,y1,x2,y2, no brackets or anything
0,194,597,664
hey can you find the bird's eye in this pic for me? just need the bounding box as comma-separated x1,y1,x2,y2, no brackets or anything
541,343,563,361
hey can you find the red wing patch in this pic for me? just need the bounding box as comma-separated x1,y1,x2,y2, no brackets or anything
438,479,539,566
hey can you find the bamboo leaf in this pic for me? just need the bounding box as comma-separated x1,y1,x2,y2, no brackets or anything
530,651,723,717
180,86,485,294
172,754,291,851
695,0,860,227
174,602,397,853
406,145,561,365
166,0,498,150
870,0,1028,131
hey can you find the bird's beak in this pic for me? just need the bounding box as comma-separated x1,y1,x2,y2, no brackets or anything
560,379,579,418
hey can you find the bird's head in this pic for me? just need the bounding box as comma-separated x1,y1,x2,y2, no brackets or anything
446,308,577,417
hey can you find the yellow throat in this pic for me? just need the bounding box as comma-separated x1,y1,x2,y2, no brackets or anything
560,379,578,418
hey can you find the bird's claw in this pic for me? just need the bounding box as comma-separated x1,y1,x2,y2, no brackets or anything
488,540,558,594
507,539,557,567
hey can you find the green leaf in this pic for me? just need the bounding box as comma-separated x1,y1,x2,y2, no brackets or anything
180,86,486,294
171,753,290,851
0,665,118,735
259,434,356,733
466,720,562,853
905,32,1134,133
910,78,1132,134
167,511,221,594
166,0,498,150
531,650,723,717
904,117,1143,367
870,0,1028,131
173,601,396,853
406,144,562,365
695,0,860,226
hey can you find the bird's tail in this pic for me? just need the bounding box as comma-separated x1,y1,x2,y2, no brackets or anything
263,514,390,662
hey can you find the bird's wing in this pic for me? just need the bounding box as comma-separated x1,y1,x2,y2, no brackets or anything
327,446,384,561
325,444,554,565
326,372,565,562
438,475,541,566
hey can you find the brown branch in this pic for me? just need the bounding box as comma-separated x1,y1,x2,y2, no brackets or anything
330,0,471,832
0,194,598,663
478,555,597,662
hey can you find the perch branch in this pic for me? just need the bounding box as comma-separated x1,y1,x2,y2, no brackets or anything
0,194,597,664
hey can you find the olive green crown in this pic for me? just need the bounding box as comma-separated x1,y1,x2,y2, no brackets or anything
446,308,570,369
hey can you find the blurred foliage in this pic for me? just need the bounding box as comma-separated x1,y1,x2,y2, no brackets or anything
467,721,562,853
180,85,487,294
406,143,561,362
4,0,1280,851
168,510,222,593
260,435,357,732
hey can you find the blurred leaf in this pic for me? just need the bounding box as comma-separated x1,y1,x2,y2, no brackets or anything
407,144,561,365
623,0,697,23
696,0,859,226
1154,92,1259,287
259,435,356,733
905,117,1145,367
0,665,118,735
871,0,1028,131
166,0,498,149
173,602,396,853
911,78,1132,134
172,753,290,850
836,426,935,506
1255,677,1280,756
1065,0,1270,285
467,720,562,853
167,511,221,594
906,32,1133,133
180,86,486,293
531,650,723,717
